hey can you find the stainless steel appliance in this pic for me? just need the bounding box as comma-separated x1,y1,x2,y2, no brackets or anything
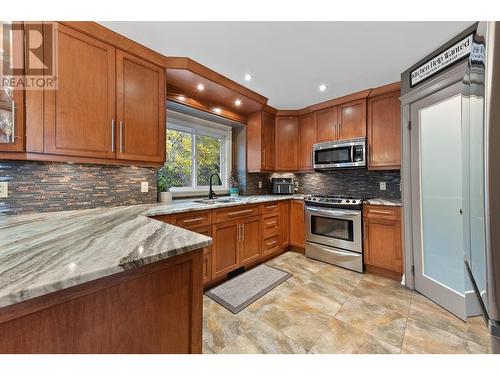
271,178,293,195
313,137,366,169
464,21,500,353
304,195,363,272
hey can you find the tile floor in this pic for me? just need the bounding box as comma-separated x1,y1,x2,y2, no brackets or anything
203,251,491,354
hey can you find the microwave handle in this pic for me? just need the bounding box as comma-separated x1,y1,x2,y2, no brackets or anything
351,145,354,162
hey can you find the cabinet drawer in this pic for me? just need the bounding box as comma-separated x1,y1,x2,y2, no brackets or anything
363,205,400,221
263,235,279,255
263,215,279,238
171,210,211,228
261,202,279,216
213,205,260,223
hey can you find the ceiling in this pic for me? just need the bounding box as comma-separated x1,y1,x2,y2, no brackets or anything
100,21,473,109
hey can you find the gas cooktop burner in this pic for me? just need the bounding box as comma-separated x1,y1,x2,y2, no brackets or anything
304,195,363,208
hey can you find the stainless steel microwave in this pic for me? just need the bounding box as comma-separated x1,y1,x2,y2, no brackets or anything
313,137,366,169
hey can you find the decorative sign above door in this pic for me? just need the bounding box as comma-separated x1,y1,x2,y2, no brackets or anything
410,33,474,87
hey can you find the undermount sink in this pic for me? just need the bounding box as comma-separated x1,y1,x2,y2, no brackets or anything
193,197,239,205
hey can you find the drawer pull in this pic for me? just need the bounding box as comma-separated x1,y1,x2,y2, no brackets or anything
266,240,278,246
228,209,254,217
266,220,278,226
369,209,392,215
266,205,277,210
182,217,204,224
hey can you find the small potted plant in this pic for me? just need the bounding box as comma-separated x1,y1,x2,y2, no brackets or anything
228,168,240,197
157,166,173,204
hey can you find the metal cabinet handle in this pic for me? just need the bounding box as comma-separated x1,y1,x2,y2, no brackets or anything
11,102,15,143
119,121,124,153
263,148,266,165
266,205,277,210
183,217,204,224
228,209,253,217
111,119,115,152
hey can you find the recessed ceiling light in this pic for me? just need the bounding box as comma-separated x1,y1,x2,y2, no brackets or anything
319,84,327,92
213,107,222,114
244,73,252,82
197,83,205,91
235,99,242,106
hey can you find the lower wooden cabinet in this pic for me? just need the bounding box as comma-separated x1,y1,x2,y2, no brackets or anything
278,201,290,248
202,250,212,285
363,204,402,280
212,220,240,279
240,215,262,266
290,200,305,248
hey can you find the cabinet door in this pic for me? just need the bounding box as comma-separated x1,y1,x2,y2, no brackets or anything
338,99,366,140
240,216,262,266
278,201,290,248
363,217,402,273
290,200,305,247
116,50,165,163
212,220,240,278
298,113,316,170
315,106,337,142
367,91,401,169
262,112,275,170
44,24,116,159
0,22,25,152
275,116,298,171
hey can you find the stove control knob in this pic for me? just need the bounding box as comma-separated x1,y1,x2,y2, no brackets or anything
346,200,350,203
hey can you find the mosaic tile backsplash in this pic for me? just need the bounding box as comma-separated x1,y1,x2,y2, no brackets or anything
0,161,157,215
242,169,401,200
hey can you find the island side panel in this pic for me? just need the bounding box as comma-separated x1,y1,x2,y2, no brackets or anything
0,250,203,354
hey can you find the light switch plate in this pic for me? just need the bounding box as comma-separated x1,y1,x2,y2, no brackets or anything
141,181,149,193
380,181,387,191
258,181,262,188
0,181,8,198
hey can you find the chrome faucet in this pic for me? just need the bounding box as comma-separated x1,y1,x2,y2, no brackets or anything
208,173,221,200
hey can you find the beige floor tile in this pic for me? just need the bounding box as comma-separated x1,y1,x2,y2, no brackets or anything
220,320,307,354
402,317,490,354
251,292,336,351
335,296,407,348
310,318,401,354
203,296,257,353
353,278,412,315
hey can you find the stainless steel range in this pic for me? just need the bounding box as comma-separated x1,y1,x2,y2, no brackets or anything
304,195,363,273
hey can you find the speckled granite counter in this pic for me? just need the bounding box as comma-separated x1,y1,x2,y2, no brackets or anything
0,195,303,309
363,198,402,207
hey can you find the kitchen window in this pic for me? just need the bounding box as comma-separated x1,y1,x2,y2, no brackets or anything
165,111,232,195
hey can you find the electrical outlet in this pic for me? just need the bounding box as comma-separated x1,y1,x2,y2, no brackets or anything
380,181,387,191
0,181,8,198
141,181,149,193
258,181,262,188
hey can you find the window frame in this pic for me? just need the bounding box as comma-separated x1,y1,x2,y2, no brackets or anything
166,110,232,196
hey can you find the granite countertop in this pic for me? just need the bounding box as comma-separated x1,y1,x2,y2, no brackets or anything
363,198,402,207
0,194,303,310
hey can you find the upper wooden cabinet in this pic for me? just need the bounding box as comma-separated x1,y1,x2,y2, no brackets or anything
367,86,401,170
314,99,366,143
247,111,275,172
116,50,165,163
2,22,167,167
44,25,116,159
275,116,299,171
298,113,316,171
315,106,337,143
337,99,366,140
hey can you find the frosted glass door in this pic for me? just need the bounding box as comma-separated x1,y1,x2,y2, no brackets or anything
411,85,466,320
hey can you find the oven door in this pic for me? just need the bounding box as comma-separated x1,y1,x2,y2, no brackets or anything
305,205,362,253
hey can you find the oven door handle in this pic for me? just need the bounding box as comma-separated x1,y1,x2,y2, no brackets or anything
306,206,359,217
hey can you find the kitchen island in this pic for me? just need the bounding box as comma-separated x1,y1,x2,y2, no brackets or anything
0,195,303,353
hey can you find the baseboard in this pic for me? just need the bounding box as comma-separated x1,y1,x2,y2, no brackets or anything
365,264,403,281
465,290,483,317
